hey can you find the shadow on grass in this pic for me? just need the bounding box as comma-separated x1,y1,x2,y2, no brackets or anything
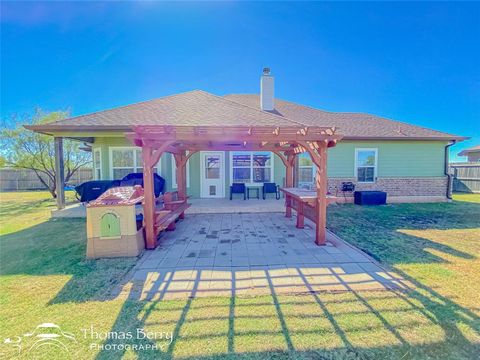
92,263,480,360
0,191,79,217
0,218,137,303
326,201,479,263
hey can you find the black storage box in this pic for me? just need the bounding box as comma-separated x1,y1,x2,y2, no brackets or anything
354,191,387,205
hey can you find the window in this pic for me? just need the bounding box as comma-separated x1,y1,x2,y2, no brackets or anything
171,154,191,188
109,147,160,179
298,153,316,186
206,155,221,179
231,151,273,184
355,148,377,183
93,148,102,180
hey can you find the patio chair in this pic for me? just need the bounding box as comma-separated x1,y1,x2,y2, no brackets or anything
230,183,246,200
263,182,280,200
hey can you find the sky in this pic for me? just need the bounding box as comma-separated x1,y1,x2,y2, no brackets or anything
1,1,479,161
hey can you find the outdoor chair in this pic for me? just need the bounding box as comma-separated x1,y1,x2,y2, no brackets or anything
263,182,280,200
230,183,246,200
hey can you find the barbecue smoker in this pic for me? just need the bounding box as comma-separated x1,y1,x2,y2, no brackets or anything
86,185,145,258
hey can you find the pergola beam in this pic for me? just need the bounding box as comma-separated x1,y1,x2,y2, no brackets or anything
129,125,341,144
131,133,342,143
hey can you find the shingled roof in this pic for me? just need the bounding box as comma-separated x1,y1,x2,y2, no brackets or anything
458,145,480,156
27,89,464,141
224,94,464,140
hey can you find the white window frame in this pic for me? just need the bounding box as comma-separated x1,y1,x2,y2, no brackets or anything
171,154,190,188
355,148,378,183
297,153,316,187
109,147,161,179
229,151,275,185
93,148,102,180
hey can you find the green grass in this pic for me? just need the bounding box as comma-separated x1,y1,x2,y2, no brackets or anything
0,191,479,359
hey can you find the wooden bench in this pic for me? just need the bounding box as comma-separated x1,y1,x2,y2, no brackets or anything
153,191,190,235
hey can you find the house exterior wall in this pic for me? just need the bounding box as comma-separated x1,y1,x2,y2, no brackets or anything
327,141,446,177
328,141,448,201
91,137,448,201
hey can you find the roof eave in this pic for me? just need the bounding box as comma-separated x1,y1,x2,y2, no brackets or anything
24,125,469,142
24,124,133,132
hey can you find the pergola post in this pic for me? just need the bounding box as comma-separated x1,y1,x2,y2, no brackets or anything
314,141,328,245
293,155,298,187
274,151,296,218
285,153,296,218
174,153,187,201
298,140,329,245
142,146,157,249
142,141,174,249
285,154,295,187
54,137,65,210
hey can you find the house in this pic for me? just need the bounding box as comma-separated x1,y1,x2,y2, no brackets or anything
458,145,480,162
27,70,465,205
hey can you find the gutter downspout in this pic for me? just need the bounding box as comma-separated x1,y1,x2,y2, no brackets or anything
444,141,456,200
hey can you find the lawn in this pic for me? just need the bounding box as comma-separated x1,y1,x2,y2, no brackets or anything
0,191,479,359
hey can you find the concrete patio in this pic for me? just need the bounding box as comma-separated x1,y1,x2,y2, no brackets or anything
114,212,410,301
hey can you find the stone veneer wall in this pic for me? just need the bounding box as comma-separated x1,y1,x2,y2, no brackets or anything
327,177,448,198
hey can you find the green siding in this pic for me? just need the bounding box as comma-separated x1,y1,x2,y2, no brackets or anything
188,152,201,198
274,154,286,186
328,141,447,178
91,137,447,198
224,152,230,197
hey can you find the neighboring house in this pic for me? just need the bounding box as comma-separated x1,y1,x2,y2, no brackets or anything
458,145,480,162
27,71,465,202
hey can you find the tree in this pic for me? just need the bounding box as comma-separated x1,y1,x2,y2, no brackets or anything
1,110,92,198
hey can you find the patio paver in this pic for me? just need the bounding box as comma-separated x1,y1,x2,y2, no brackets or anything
113,212,411,300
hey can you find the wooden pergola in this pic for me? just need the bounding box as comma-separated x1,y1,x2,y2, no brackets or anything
127,125,343,250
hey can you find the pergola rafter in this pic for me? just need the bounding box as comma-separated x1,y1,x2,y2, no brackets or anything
128,125,342,249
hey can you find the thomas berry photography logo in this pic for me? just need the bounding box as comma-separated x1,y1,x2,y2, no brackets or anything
2,323,76,359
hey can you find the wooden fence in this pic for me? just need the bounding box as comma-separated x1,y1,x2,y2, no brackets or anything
0,168,93,191
449,163,480,193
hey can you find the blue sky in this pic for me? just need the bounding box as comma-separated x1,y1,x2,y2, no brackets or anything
1,1,479,160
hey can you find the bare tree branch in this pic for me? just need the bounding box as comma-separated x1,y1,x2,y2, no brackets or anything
1,109,92,198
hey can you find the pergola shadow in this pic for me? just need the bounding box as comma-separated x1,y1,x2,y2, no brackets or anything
94,262,480,359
